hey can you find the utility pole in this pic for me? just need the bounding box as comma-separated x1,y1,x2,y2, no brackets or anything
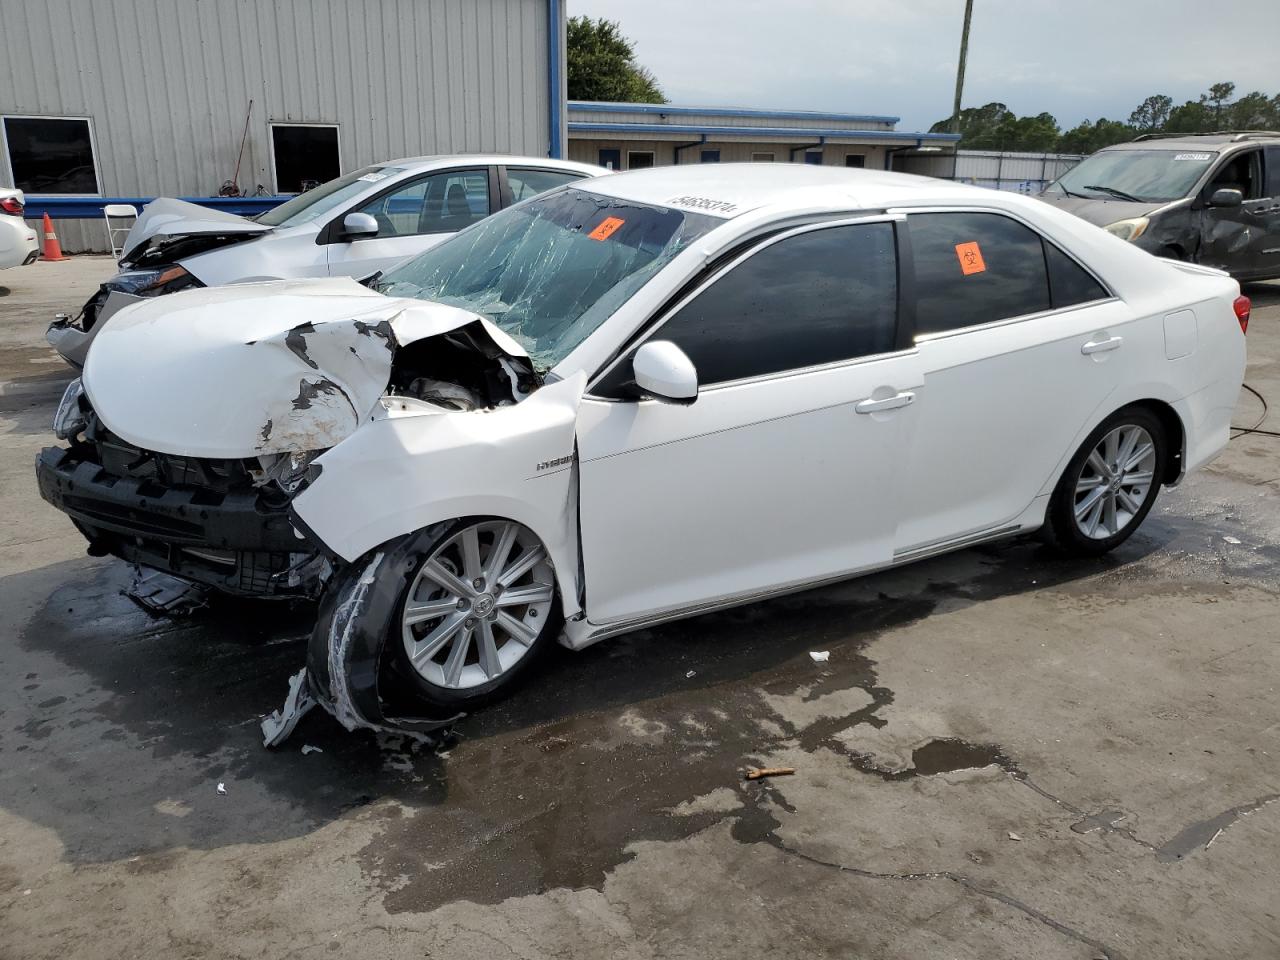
950,0,975,135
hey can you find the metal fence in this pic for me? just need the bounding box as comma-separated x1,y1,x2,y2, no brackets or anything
898,150,1084,194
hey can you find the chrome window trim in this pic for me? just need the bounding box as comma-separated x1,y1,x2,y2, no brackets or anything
911,295,1123,344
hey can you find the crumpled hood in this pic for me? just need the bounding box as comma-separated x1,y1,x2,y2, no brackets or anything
82,277,530,458
1035,193,1165,227
120,198,270,262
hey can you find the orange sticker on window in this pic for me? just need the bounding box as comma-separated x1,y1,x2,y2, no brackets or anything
955,241,986,275
588,216,626,241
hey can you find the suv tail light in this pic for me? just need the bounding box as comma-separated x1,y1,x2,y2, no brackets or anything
0,196,23,217
1233,295,1251,335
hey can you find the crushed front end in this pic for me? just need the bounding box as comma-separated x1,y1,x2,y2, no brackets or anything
36,380,326,598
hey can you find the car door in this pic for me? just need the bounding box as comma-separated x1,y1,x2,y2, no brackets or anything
500,166,591,207
892,209,1136,556
1197,147,1280,278
575,217,922,626
324,167,494,279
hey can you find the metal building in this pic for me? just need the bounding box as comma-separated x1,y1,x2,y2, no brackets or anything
567,101,959,171
0,0,567,251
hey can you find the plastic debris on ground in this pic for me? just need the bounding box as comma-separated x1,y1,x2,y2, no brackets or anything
809,650,830,663
126,567,209,616
216,782,227,796
1223,536,1242,544
1007,831,1023,841
301,744,323,755
261,668,318,748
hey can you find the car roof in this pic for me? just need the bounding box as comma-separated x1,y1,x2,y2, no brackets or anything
575,163,985,218
1103,133,1280,152
378,154,606,175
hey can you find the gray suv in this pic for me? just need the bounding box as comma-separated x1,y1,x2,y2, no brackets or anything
1039,132,1280,281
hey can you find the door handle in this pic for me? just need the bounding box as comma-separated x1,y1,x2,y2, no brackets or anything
854,391,915,414
1081,336,1123,355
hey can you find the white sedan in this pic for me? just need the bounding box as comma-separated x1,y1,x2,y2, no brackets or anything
37,165,1247,737
0,188,39,270
45,154,605,366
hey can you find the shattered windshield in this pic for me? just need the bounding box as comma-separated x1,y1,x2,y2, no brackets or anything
257,166,407,227
1049,149,1216,203
376,188,721,371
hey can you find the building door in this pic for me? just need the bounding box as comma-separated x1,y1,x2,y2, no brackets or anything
598,149,621,171
804,150,823,165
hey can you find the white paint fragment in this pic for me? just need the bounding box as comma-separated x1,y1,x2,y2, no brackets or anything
301,744,323,755
809,650,830,663
216,782,227,796
1223,536,1242,545
1007,831,1023,841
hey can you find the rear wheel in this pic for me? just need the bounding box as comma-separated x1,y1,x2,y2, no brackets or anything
1045,407,1167,557
388,518,560,710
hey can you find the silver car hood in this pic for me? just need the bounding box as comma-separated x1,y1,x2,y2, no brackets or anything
120,198,270,260
1035,194,1164,226
81,277,530,458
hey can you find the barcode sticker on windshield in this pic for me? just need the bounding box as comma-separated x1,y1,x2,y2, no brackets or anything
588,216,625,241
955,241,986,276
1174,153,1212,161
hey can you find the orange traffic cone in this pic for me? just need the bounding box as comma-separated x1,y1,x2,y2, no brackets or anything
40,213,68,261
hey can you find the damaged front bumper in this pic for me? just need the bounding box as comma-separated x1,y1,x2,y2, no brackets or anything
36,445,318,596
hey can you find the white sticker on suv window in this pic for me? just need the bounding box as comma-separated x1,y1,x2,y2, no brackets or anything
1174,153,1213,161
358,172,390,182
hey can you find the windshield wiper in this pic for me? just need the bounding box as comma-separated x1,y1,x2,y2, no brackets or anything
1056,184,1083,198
1082,184,1143,203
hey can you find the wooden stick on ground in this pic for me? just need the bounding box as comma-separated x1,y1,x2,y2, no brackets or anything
744,766,795,781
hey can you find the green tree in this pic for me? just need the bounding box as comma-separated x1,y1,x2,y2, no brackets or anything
1165,99,1214,133
1128,94,1172,132
567,17,665,103
1057,118,1135,155
1227,91,1280,131
1204,81,1236,126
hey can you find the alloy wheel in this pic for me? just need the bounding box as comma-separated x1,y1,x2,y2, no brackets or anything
400,520,555,690
1072,424,1157,540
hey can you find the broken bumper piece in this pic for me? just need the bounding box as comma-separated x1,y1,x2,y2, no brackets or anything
36,446,314,596
260,547,462,748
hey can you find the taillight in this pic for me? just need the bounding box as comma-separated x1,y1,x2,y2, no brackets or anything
1233,295,1251,335
0,197,23,217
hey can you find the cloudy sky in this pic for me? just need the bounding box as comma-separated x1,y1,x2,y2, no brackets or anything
570,0,1280,133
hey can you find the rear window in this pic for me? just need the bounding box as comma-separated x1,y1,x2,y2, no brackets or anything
909,212,1108,336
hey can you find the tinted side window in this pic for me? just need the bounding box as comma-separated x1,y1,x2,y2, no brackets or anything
652,222,898,386
1266,146,1280,198
909,212,1050,335
1045,243,1108,308
506,168,585,202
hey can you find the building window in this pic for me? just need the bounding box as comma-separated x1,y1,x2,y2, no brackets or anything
700,149,721,164
271,124,340,194
2,116,99,194
845,154,866,168
627,151,655,170
803,150,823,165
751,152,776,163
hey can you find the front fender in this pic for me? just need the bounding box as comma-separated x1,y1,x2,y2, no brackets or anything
292,373,586,616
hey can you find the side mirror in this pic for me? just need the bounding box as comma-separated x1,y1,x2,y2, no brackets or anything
632,340,698,404
340,211,380,240
1208,187,1243,208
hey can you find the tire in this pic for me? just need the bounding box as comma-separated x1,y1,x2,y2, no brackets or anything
1044,406,1167,557
385,518,561,711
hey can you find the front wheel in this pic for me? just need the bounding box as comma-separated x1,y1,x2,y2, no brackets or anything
387,518,560,711
1044,407,1167,557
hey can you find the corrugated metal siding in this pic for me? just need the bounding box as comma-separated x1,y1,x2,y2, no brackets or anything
568,108,895,132
1,0,552,251
898,150,1083,191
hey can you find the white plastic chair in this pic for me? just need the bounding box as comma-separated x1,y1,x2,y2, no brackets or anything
103,204,138,259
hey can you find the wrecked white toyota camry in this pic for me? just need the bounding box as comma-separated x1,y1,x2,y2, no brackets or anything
37,165,1247,739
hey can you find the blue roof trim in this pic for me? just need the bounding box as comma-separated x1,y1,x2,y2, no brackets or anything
24,196,287,219
568,121,960,143
568,101,901,125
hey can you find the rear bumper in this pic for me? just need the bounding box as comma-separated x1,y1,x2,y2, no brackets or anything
36,446,316,596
